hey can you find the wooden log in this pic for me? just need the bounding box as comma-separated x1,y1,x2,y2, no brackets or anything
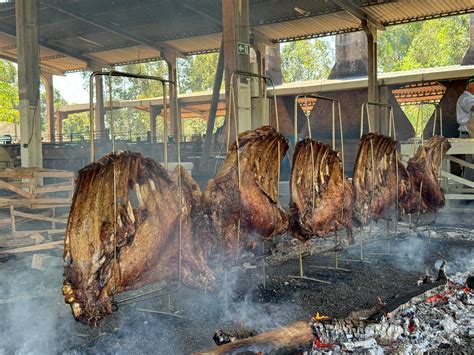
193,321,312,354
0,240,63,254
34,182,74,194
0,179,33,198
11,209,68,224
0,197,72,208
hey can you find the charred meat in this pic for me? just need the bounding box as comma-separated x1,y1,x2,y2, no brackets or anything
63,152,214,325
352,133,406,226
401,136,451,214
288,139,353,242
203,126,289,251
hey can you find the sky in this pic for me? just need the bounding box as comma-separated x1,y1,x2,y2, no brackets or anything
53,72,89,104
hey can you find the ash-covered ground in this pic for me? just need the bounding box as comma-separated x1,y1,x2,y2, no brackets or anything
0,224,473,354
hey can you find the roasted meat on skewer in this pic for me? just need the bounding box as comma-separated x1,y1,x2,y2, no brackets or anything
288,139,353,242
203,126,289,251
63,152,214,325
401,136,451,214
352,133,408,226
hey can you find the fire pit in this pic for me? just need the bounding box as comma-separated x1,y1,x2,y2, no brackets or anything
1,226,473,354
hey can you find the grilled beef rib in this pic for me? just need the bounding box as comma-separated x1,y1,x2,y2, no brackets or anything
289,139,353,242
63,152,214,325
203,126,289,251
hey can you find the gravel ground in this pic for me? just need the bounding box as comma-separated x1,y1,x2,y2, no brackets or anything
1,228,473,354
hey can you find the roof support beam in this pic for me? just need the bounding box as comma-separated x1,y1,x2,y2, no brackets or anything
327,0,385,31
42,1,185,58
0,52,64,75
0,22,110,70
179,2,222,28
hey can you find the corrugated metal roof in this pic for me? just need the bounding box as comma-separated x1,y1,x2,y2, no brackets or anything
0,0,472,73
366,0,474,24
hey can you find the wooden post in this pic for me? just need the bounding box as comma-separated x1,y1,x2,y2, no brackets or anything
199,38,224,171
363,21,379,133
222,0,250,143
194,320,312,354
163,52,180,143
16,0,42,167
95,75,106,140
149,105,161,143
42,73,55,142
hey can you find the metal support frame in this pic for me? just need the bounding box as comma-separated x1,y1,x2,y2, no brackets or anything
227,70,280,149
407,101,445,218
88,70,183,317
355,101,398,261
89,70,174,166
289,94,347,283
227,70,281,288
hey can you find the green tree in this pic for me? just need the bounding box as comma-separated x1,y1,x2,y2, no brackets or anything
281,39,334,82
377,15,470,135
178,53,220,93
62,112,89,141
0,59,19,124
378,15,469,72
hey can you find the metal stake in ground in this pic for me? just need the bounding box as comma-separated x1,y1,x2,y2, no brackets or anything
289,241,331,284
310,231,350,272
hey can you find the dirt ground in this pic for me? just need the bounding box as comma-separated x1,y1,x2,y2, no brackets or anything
1,227,473,354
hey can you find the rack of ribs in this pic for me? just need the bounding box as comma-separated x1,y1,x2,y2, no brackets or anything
203,126,289,252
63,151,214,325
288,139,353,242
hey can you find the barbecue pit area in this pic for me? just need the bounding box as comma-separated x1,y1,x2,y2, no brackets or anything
1,1,474,354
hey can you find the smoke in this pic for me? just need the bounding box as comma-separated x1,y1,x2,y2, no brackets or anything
443,247,474,275
0,254,63,354
390,237,433,273
214,262,303,333
375,224,474,278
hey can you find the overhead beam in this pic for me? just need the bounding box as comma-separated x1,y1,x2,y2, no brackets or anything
327,0,385,31
251,28,276,47
179,2,222,28
42,1,185,58
0,52,64,75
0,22,110,70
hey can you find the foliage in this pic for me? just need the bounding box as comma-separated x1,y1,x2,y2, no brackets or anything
178,53,220,94
280,38,334,82
62,111,90,141
378,16,470,72
0,81,19,124
0,59,18,124
182,116,225,140
378,15,470,133
400,104,436,137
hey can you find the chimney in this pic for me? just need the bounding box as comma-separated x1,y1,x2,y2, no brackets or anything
329,31,368,79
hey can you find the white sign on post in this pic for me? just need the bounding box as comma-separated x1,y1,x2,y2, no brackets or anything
237,42,250,55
